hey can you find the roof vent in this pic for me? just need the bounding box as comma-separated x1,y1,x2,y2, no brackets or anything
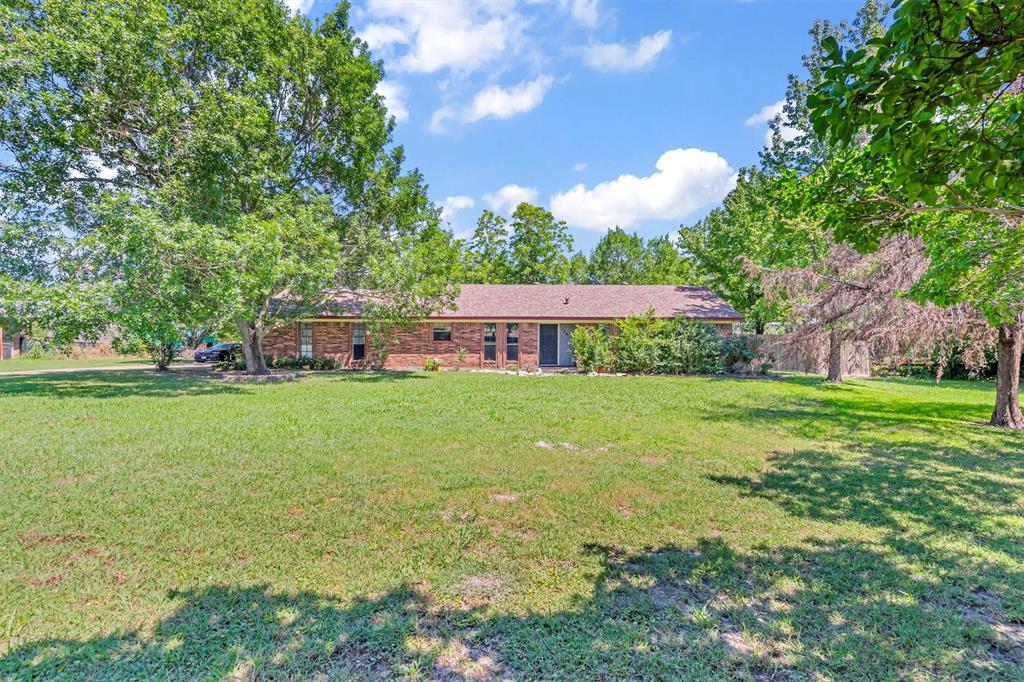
563,297,570,305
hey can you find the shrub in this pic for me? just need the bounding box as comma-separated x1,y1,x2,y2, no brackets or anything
610,310,665,373
656,318,724,375
570,325,613,372
720,334,762,373
423,358,443,372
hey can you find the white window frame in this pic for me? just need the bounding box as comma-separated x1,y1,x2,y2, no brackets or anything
431,323,452,342
352,322,366,360
299,322,313,359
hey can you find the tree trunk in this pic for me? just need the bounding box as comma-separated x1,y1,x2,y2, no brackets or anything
153,341,174,371
825,329,844,383
236,319,269,375
990,314,1024,429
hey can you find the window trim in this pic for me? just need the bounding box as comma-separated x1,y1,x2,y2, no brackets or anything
431,323,452,342
483,322,497,361
299,322,313,359
506,323,519,362
352,322,366,361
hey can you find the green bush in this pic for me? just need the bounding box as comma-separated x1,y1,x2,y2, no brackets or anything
656,318,724,375
610,311,665,373
423,358,442,372
720,334,761,369
570,325,613,372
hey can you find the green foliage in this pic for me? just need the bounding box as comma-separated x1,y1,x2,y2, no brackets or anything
610,311,666,374
679,169,824,332
507,203,574,284
423,358,443,372
655,319,725,375
720,334,763,372
461,211,511,284
805,0,1024,327
579,229,697,284
0,0,458,374
569,325,613,372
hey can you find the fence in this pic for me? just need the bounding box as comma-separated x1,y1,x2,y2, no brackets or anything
756,334,871,377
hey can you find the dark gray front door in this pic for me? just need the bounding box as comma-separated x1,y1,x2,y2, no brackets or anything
539,324,558,366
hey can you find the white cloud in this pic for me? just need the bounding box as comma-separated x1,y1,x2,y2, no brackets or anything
283,0,314,14
745,100,784,126
573,162,588,172
359,23,408,51
550,148,736,230
440,195,476,232
582,29,672,73
429,75,555,132
483,184,539,214
745,99,801,145
566,0,600,28
364,1,525,74
375,81,409,123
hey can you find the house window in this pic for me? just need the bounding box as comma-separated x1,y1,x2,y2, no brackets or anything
352,323,366,360
432,323,452,342
506,323,519,362
299,322,313,359
483,323,496,361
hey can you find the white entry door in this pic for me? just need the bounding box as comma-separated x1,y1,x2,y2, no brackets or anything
557,323,576,366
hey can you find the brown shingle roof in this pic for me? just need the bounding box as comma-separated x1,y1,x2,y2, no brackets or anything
314,285,742,321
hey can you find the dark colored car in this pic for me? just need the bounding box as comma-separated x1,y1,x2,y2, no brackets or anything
194,343,241,363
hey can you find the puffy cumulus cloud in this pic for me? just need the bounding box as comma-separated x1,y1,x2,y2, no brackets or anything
364,1,526,75
375,81,409,123
745,99,801,145
283,0,314,13
483,184,539,214
582,29,672,73
429,75,555,132
440,195,475,226
550,148,736,230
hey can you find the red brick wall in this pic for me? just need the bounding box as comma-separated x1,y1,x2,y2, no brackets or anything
260,320,543,370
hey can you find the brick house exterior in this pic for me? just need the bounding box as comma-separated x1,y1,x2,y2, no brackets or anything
264,284,743,370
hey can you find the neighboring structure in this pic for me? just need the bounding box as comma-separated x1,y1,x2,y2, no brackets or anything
263,284,743,369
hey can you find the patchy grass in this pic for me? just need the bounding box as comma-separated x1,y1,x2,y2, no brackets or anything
0,371,1021,680
0,356,148,373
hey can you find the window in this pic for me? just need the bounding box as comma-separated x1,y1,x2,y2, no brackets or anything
352,323,366,360
483,323,496,361
299,322,313,359
432,323,452,342
506,323,519,362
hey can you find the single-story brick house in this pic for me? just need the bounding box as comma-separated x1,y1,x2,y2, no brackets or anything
263,284,743,370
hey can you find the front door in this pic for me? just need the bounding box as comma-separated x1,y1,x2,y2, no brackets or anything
539,324,558,366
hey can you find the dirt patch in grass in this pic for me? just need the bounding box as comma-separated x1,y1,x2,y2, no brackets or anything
18,531,89,549
456,575,509,607
490,492,518,503
28,572,64,587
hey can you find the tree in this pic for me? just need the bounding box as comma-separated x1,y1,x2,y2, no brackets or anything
0,0,456,375
755,233,993,383
679,169,824,333
506,203,574,284
807,0,1024,426
461,211,511,284
579,229,696,285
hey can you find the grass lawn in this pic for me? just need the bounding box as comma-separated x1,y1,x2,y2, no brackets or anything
0,370,1022,680
0,356,149,373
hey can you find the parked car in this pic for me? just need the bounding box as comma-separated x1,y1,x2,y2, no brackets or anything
194,343,242,363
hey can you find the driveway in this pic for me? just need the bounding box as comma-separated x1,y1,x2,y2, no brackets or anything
0,363,206,377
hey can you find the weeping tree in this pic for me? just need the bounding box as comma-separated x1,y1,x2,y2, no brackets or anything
753,234,994,384
806,0,1024,426
1,0,457,375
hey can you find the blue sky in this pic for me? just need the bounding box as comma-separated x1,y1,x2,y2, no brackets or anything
293,0,863,252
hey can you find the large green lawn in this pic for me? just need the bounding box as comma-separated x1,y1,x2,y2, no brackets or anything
0,356,148,373
0,371,1022,680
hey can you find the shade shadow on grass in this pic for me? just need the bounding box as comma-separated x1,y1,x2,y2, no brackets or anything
0,371,246,400
4,535,1023,680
